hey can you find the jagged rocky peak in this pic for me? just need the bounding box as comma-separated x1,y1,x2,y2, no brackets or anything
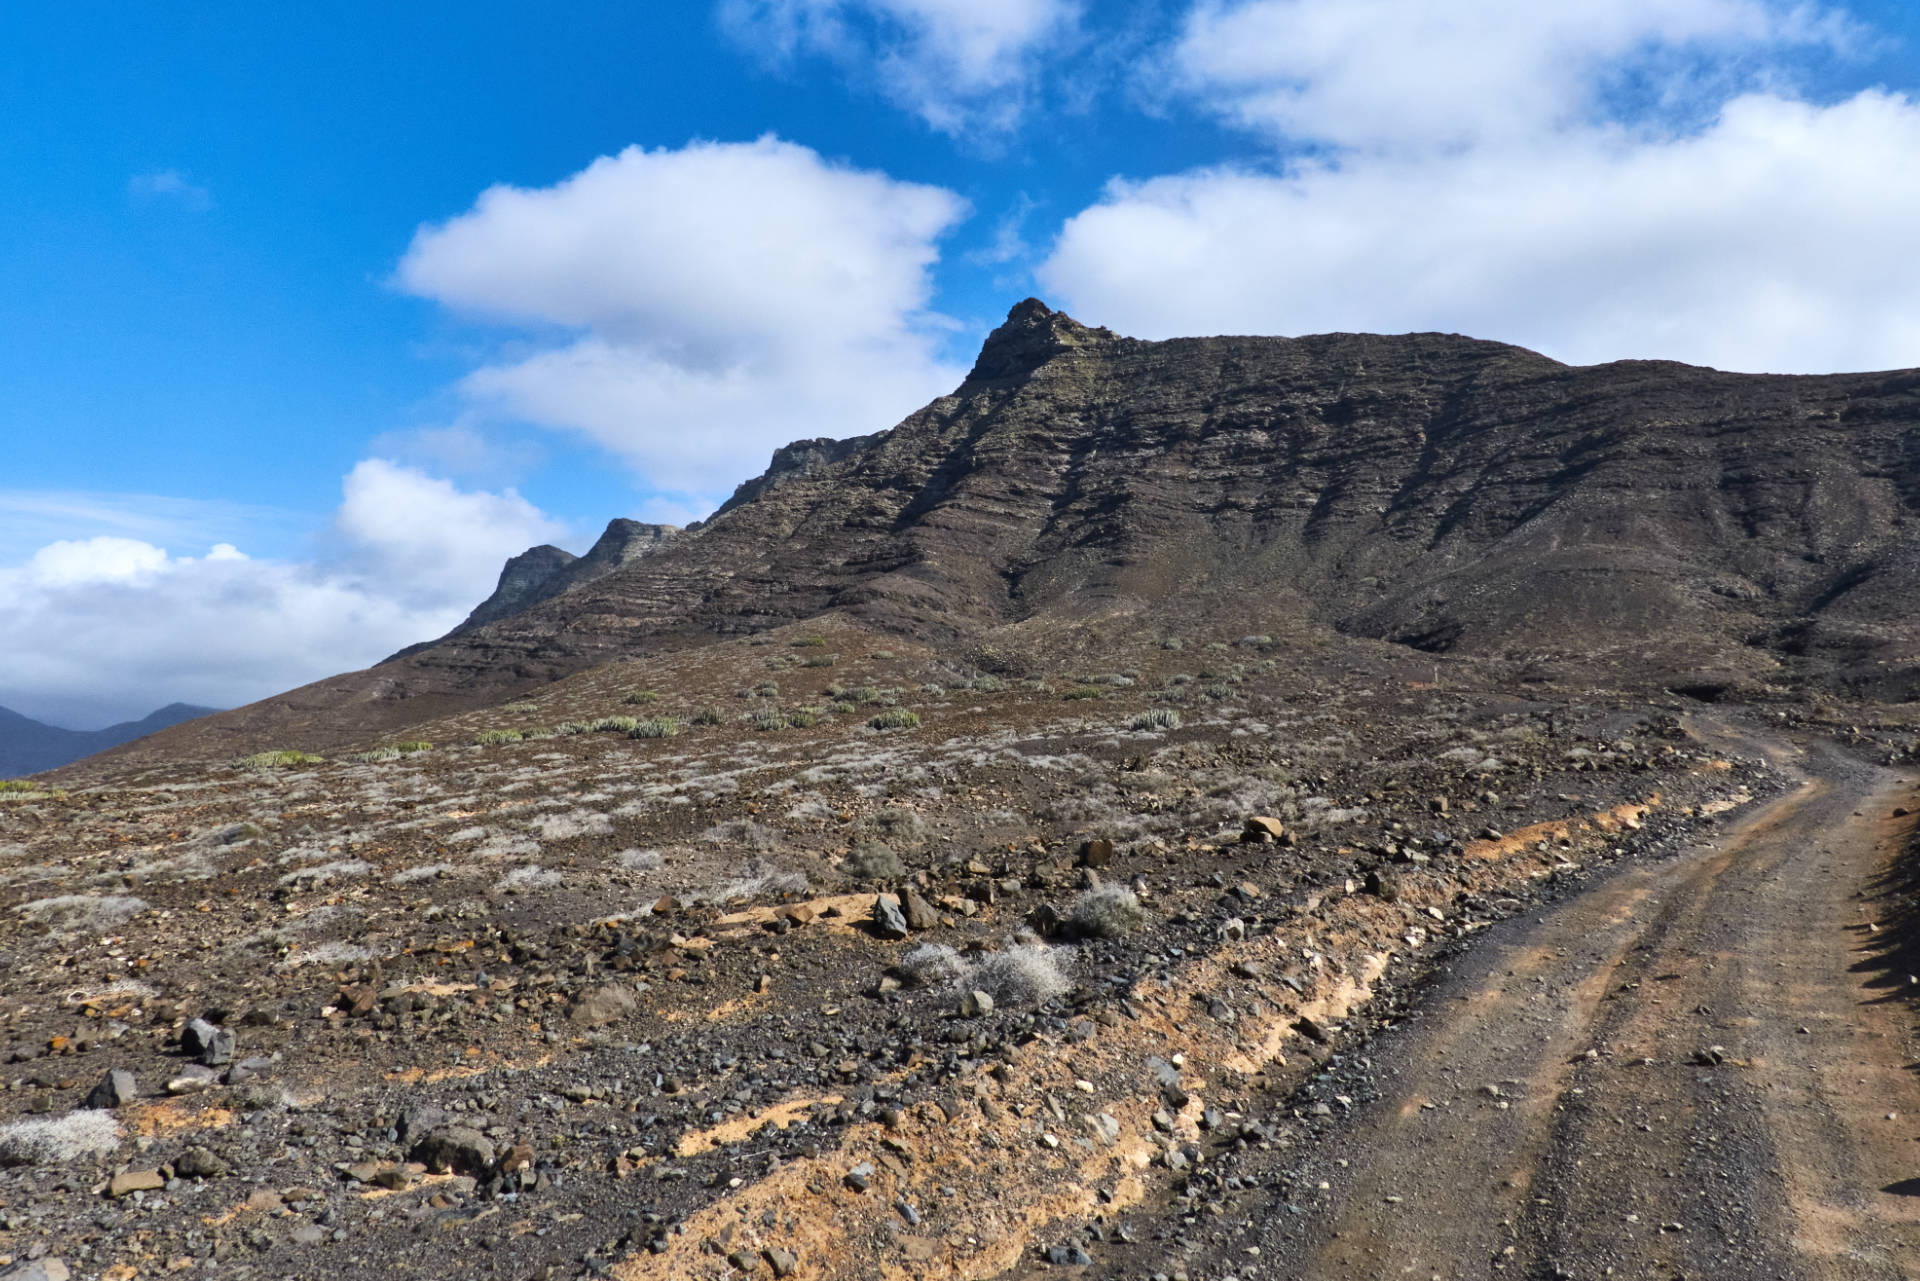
386,518,684,661
967,298,1116,383
459,544,578,632
576,518,680,570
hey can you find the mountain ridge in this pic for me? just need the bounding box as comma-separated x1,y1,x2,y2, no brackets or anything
0,702,219,776
67,299,1920,772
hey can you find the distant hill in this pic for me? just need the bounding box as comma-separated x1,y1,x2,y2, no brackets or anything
0,703,218,776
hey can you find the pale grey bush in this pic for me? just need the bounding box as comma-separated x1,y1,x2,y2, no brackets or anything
16,894,147,932
614,848,663,871
1068,885,1151,939
0,1110,120,1166
391,863,451,884
899,943,968,988
844,843,904,881
494,865,565,894
474,833,540,860
534,810,614,841
970,945,1071,1006
276,860,371,889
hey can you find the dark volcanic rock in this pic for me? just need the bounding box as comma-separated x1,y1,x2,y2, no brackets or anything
83,298,1920,766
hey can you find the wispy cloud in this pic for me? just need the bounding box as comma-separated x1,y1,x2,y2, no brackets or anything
128,169,213,211
0,490,296,564
721,0,1083,137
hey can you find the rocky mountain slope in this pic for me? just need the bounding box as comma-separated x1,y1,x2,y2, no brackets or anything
386,519,681,661
0,703,217,776
81,299,1920,768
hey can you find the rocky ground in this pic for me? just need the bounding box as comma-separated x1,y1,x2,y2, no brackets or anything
2,620,1913,1281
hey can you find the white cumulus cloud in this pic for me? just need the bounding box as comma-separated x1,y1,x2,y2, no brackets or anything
397,136,969,502
0,464,567,729
721,0,1082,135
1170,0,1855,150
1040,0,1920,374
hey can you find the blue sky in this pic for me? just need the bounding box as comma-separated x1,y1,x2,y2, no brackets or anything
5,0,1920,727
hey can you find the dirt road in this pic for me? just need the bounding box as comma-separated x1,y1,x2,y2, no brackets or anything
1222,731,1920,1280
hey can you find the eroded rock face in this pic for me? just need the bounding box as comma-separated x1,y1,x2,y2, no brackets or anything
448,545,579,636
88,298,1920,765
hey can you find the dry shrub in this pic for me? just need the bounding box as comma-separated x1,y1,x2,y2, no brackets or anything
0,1111,120,1166
1068,885,1151,939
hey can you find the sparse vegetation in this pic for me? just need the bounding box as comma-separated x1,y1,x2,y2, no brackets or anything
622,690,660,705
238,749,324,769
1131,709,1182,731
16,894,147,931
0,779,38,793
0,1111,120,1166
970,945,1072,1006
691,705,724,725
748,707,787,732
1064,686,1103,701
844,843,905,880
899,943,968,987
626,716,680,739
875,806,929,844
793,634,827,647
493,865,565,894
1068,884,1152,938
786,707,820,728
474,729,523,745
802,654,837,668
867,708,921,730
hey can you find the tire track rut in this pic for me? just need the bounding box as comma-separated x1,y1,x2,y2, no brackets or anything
1239,728,1920,1280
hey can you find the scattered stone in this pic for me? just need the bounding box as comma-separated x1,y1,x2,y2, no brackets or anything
106,1169,165,1198
223,1056,276,1086
1242,816,1285,843
901,889,940,932
570,984,638,1026
165,1066,219,1095
764,1248,798,1278
0,1259,70,1281
1691,1045,1729,1066
1079,839,1114,868
844,1162,875,1192
412,1126,495,1175
872,895,911,940
174,1146,229,1179
960,990,995,1018
1365,869,1401,901
83,1069,137,1110
1294,1016,1333,1045
1046,1243,1094,1266
180,1017,236,1066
